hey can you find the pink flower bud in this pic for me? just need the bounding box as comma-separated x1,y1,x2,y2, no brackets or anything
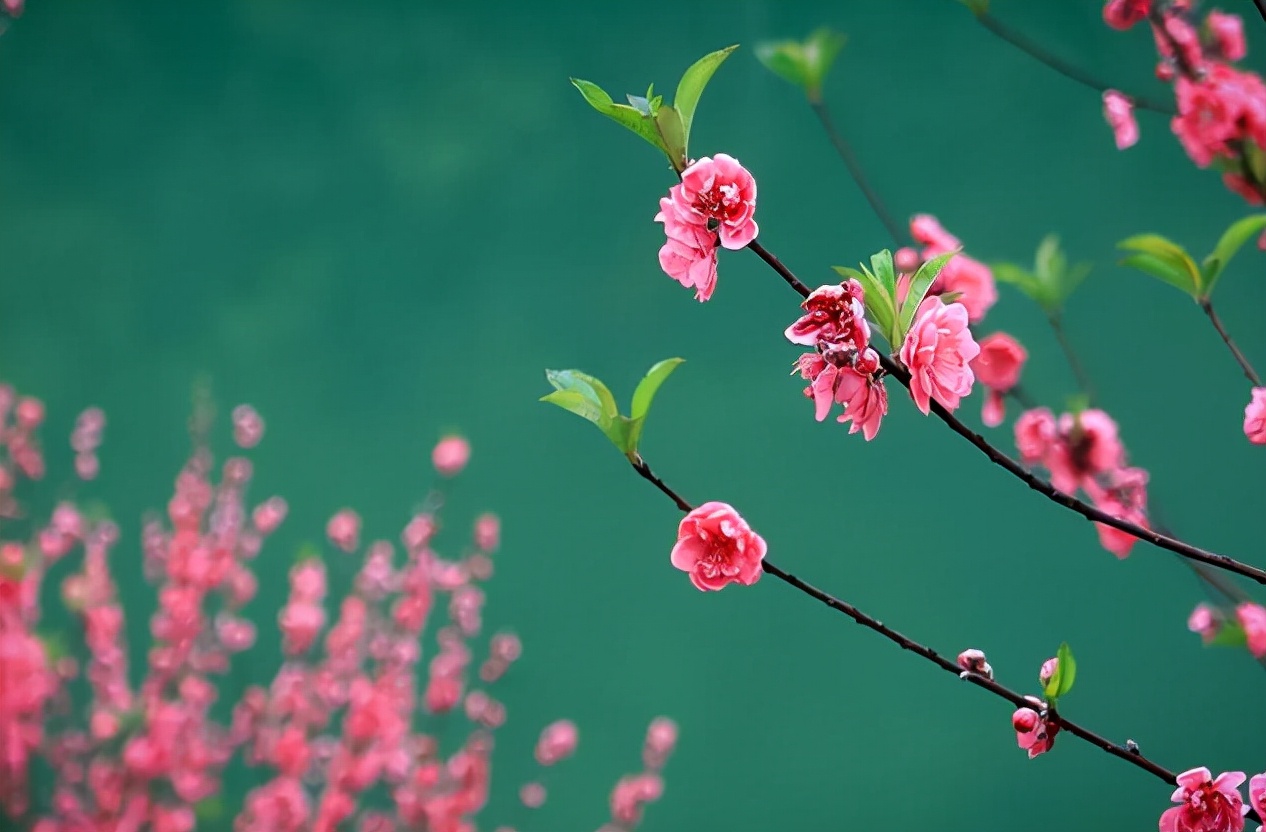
15,396,44,429
74,453,99,481
432,435,471,477
1039,657,1059,688
1102,90,1139,150
326,509,361,553
252,497,288,536
519,782,546,809
956,648,994,680
231,404,265,449
894,246,921,274
535,719,579,766
1188,603,1222,644
474,513,500,552
643,717,678,769
1012,697,1058,758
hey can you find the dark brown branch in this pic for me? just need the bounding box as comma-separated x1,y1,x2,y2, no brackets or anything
747,240,811,296
1255,0,1266,26
1200,299,1262,386
629,456,1195,794
745,244,1266,586
976,12,1175,115
807,100,909,246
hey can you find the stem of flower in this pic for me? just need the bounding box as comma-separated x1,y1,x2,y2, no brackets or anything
1048,313,1098,404
1200,299,1262,386
806,100,909,247
747,240,811,296
627,456,1208,797
745,245,1266,586
974,12,1174,114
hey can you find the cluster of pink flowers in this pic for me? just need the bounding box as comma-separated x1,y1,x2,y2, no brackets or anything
1103,2,1266,205
902,214,998,322
786,279,889,439
670,501,767,592
598,717,678,832
654,153,758,301
1014,407,1149,557
0,383,675,831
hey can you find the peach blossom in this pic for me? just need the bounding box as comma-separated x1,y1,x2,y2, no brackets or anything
1012,697,1058,759
909,214,997,321
956,648,993,679
535,719,578,766
326,509,361,553
784,281,870,348
670,501,767,591
432,435,470,477
1249,774,1265,832
1236,603,1266,658
972,332,1027,427
1160,767,1247,832
1103,90,1140,149
1245,388,1266,445
899,297,980,415
1103,0,1150,29
664,153,758,250
1189,603,1222,644
1207,11,1246,62
655,224,718,302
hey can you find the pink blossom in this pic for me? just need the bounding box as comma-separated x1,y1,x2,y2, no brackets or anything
909,214,997,321
1245,388,1266,445
957,648,993,679
231,405,265,449
1189,603,1223,644
1038,657,1059,688
899,296,980,415
610,773,663,826
655,225,719,302
326,509,361,553
784,281,870,348
432,435,470,477
670,501,767,591
535,719,578,766
665,154,759,250
894,246,922,274
474,512,500,552
643,717,678,769
1160,767,1247,832
1015,408,1057,463
654,154,758,301
1172,65,1266,171
1236,603,1266,658
1103,90,1140,149
1012,697,1059,758
971,332,1027,427
1207,11,1247,61
519,782,546,809
1103,0,1150,29
796,355,887,440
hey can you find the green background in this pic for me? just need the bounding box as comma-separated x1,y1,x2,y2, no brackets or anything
2,2,1264,830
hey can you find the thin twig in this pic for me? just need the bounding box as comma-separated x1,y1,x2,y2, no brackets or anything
1048,313,1098,404
744,243,1266,586
1255,0,1266,26
976,12,1175,114
1200,299,1262,386
807,100,909,246
629,456,1203,796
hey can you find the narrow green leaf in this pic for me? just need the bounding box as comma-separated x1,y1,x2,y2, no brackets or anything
869,249,897,296
545,369,619,423
753,41,809,90
541,389,606,427
1208,620,1248,648
1118,233,1201,292
1118,252,1199,298
673,45,738,156
1202,213,1266,298
654,105,687,172
570,78,671,162
541,368,629,453
898,250,956,341
1054,642,1076,698
630,358,686,422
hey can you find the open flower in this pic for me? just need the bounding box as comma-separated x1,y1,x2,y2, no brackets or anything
1103,0,1151,30
899,296,980,415
1249,774,1265,832
1206,11,1246,62
670,502,767,591
1236,603,1266,659
909,214,997,322
1012,697,1059,759
1159,767,1247,832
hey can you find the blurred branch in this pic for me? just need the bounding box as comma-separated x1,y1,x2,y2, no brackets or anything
975,11,1175,114
808,100,909,246
1200,299,1262,386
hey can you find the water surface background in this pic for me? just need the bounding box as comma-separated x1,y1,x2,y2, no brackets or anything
1,2,1264,830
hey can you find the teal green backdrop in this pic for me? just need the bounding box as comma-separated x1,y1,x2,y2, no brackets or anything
1,2,1264,831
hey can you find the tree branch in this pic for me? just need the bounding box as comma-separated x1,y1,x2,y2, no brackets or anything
1200,299,1262,387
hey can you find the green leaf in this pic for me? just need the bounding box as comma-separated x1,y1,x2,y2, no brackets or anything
626,358,686,459
1117,234,1200,297
654,105,687,172
755,28,846,102
673,45,738,158
1054,642,1077,698
1118,252,1199,298
869,249,897,296
898,250,955,340
1208,620,1248,648
570,78,671,164
1201,213,1266,299
541,368,627,452
195,797,226,824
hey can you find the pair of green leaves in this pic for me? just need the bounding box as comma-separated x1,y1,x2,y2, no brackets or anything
1042,642,1078,702
541,358,684,463
1117,214,1266,302
834,249,956,349
570,46,737,173
992,236,1091,317
754,27,847,103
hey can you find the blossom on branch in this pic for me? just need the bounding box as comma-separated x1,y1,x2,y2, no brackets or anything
970,332,1027,427
670,501,766,592
1103,90,1140,150
1159,767,1248,832
899,296,980,415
